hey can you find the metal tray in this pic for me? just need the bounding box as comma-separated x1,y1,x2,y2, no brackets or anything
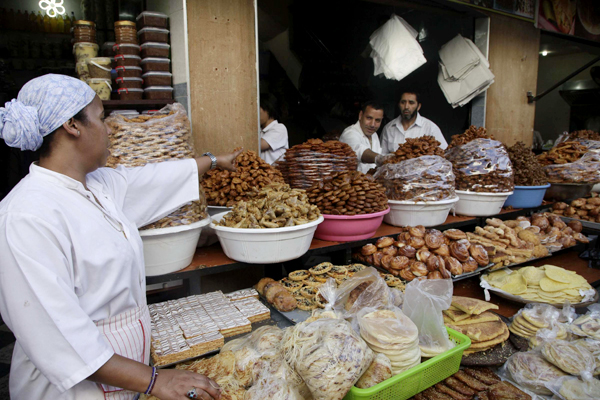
544,183,593,202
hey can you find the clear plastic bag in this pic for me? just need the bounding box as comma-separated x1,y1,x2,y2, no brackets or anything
569,303,600,340
357,306,420,375
356,353,393,389
502,350,569,395
545,375,600,400
331,267,391,320
281,303,374,400
275,139,358,189
373,155,456,202
105,103,208,228
543,153,600,183
445,138,514,192
540,339,596,380
402,278,455,357
245,376,304,400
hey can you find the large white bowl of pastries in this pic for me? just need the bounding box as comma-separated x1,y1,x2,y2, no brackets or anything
210,213,324,264
139,216,211,276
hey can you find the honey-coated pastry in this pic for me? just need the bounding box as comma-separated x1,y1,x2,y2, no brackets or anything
381,246,398,256
372,252,384,267
396,232,411,244
462,257,478,273
398,245,417,258
443,257,463,276
428,271,443,279
424,230,444,249
361,244,377,256
408,236,426,249
416,248,432,262
390,256,409,270
444,229,467,240
400,268,417,281
381,254,393,269
469,244,489,266
410,261,428,277
376,236,394,248
426,255,443,272
450,242,470,262
434,244,450,257
409,226,426,237
445,258,464,275
439,263,452,279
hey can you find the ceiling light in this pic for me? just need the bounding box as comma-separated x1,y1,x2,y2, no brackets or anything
542,50,548,56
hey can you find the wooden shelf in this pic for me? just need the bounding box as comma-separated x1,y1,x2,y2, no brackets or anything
102,99,175,111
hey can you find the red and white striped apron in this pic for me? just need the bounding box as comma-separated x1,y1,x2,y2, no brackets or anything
95,305,151,400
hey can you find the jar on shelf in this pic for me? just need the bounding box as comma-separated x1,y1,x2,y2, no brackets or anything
73,20,96,44
115,21,138,44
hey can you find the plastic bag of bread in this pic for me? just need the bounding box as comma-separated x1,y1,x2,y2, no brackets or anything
355,353,393,388
373,155,456,202
540,339,596,380
251,353,310,398
573,338,600,376
245,377,304,400
445,138,514,193
545,375,600,400
332,267,391,319
281,290,374,400
569,302,600,340
502,350,568,395
402,277,455,357
357,307,421,375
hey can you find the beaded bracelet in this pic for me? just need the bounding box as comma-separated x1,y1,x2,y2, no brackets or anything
145,367,158,395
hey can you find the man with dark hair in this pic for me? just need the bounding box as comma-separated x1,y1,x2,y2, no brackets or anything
339,100,386,173
259,93,288,164
381,91,447,154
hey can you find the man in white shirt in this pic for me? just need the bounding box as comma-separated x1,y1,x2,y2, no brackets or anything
259,93,289,164
381,91,447,155
339,100,386,173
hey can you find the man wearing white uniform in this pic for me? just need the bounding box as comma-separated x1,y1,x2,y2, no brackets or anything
339,101,386,173
381,91,447,154
259,93,288,164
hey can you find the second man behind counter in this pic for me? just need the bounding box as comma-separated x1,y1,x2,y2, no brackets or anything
339,100,386,173
260,93,289,165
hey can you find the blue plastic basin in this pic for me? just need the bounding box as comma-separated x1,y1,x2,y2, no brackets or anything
504,184,551,208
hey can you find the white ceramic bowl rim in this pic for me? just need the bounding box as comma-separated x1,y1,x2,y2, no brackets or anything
387,197,459,205
210,215,324,233
456,190,514,196
139,216,211,237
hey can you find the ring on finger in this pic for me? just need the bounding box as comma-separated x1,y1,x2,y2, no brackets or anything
187,388,198,399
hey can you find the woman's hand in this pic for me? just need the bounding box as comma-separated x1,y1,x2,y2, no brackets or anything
215,148,243,171
151,369,221,400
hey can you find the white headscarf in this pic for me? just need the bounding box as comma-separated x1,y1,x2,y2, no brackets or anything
0,74,96,151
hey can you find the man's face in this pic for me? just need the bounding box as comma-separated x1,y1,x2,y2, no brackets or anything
399,93,421,121
358,106,384,137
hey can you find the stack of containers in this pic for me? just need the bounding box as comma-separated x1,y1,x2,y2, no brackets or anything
137,11,173,100
72,20,112,101
114,20,143,100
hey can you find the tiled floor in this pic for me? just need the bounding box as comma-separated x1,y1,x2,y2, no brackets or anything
0,319,14,399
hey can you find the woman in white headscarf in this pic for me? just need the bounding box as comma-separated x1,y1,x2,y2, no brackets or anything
0,74,238,400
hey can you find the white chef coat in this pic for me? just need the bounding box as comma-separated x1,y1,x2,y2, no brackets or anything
0,159,199,400
260,120,289,164
339,121,382,173
380,113,447,154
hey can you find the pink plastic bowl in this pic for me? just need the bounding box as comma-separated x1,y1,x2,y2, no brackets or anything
314,208,390,242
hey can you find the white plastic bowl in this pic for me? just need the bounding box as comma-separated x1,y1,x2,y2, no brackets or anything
384,197,459,227
454,190,513,217
210,216,324,264
139,217,211,276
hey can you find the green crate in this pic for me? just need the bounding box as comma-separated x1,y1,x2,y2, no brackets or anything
344,327,471,400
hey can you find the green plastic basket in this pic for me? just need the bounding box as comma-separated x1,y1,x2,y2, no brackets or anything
344,327,471,400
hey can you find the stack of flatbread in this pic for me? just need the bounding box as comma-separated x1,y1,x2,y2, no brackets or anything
570,312,600,340
359,309,421,375
508,304,568,344
505,351,568,395
573,339,600,376
540,340,596,378
444,296,509,355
